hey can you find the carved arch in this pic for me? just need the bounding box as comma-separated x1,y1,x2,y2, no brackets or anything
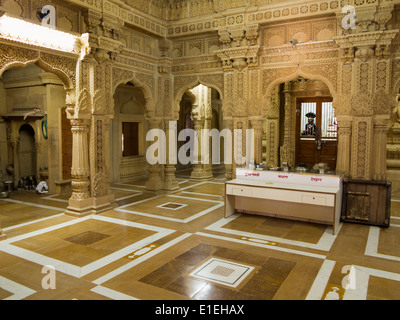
263,67,337,98
262,66,337,117
173,74,224,120
0,44,76,90
0,43,39,77
112,67,155,118
37,53,76,89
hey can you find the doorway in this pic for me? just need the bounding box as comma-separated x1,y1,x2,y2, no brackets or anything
295,97,337,170
18,124,36,178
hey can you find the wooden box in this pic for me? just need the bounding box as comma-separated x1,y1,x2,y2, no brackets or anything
341,179,391,227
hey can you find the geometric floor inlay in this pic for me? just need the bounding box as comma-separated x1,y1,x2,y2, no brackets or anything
1,182,400,301
189,257,254,288
156,202,188,210
64,231,111,246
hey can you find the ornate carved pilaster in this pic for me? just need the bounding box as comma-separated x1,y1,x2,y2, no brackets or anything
350,117,373,180
67,118,91,216
249,118,263,165
0,116,6,181
190,119,212,180
145,118,163,191
336,115,353,176
372,115,390,181
233,118,248,175
203,118,213,178
163,119,179,191
224,118,234,180
279,83,295,167
90,115,115,212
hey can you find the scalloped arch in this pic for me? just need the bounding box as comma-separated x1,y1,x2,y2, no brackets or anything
263,68,337,99
173,75,224,120
262,67,337,117
112,70,155,118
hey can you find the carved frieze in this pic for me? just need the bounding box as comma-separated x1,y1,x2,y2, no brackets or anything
0,43,38,76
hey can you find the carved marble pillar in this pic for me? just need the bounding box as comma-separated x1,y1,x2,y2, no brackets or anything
203,118,213,178
224,118,234,180
190,119,212,180
189,120,205,180
264,118,280,167
372,115,390,180
233,118,248,176
145,118,163,191
0,117,6,180
90,115,114,212
163,119,179,191
279,84,295,167
249,118,263,165
66,118,92,216
350,117,373,180
336,115,352,176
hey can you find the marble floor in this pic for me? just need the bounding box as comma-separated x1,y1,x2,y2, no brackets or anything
0,175,400,301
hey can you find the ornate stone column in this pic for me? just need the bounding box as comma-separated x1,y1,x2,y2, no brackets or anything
203,118,213,178
90,115,115,212
249,118,263,165
163,119,179,191
0,117,6,181
335,115,352,176
145,118,163,191
279,83,295,167
372,115,390,180
66,118,92,216
224,118,234,180
350,117,373,180
190,119,206,180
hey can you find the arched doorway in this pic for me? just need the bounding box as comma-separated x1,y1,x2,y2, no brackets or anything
18,124,36,178
264,77,337,171
176,84,224,179
0,63,69,193
111,81,148,183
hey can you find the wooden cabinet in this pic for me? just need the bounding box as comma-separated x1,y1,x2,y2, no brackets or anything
225,173,343,234
341,179,391,227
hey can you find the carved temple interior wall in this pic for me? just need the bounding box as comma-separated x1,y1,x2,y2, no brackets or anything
1,0,400,217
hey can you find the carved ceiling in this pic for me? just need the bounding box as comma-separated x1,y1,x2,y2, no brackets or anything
120,0,288,21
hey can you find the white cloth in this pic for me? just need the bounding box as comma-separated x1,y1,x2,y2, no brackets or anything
36,181,48,193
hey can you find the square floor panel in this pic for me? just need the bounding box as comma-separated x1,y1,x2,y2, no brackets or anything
156,202,188,210
189,257,254,288
4,216,174,276
117,195,223,222
64,231,110,246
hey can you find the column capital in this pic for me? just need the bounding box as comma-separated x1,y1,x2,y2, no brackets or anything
249,118,263,130
146,118,163,129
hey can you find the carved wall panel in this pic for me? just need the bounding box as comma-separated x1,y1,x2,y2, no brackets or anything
351,118,373,180
2,0,400,202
